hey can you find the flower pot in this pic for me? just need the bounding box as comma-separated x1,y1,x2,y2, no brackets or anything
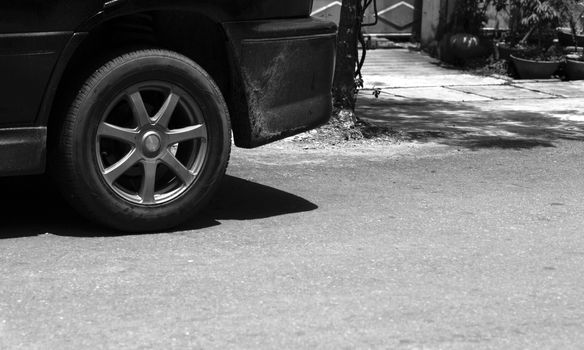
438,33,489,64
566,59,584,80
448,34,488,59
510,55,561,79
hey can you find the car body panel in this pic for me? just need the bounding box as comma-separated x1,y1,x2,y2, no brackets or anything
0,32,70,126
0,0,335,175
0,0,312,33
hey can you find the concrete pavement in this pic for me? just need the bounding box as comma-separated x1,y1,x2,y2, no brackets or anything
357,49,584,149
3,49,584,349
4,139,584,348
360,49,584,102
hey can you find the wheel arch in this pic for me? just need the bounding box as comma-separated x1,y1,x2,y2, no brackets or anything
44,9,250,154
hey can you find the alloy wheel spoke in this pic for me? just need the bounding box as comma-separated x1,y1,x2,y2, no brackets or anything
154,92,180,128
161,150,195,184
98,82,209,206
98,122,138,144
103,149,141,184
128,91,151,127
140,160,158,204
167,124,207,144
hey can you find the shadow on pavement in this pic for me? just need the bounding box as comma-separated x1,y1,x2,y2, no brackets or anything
0,175,317,239
357,95,584,150
178,175,318,230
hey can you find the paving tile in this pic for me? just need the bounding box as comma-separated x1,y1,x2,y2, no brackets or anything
359,48,582,103
363,74,507,89
449,85,556,100
384,87,492,102
512,81,584,98
361,49,507,88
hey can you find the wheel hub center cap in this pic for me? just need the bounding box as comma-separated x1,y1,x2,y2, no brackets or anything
142,132,162,156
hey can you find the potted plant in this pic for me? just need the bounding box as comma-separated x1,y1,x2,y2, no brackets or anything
565,53,584,79
507,0,564,79
438,0,505,65
558,0,584,79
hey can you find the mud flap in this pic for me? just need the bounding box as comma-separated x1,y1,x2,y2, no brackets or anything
223,18,337,148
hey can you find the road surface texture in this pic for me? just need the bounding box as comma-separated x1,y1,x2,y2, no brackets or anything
2,49,584,349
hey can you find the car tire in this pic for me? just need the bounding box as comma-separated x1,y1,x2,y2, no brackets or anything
55,49,231,232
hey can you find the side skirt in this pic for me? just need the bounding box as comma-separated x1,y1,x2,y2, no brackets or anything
0,127,46,176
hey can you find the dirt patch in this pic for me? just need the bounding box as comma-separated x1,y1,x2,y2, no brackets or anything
289,113,409,149
235,137,457,163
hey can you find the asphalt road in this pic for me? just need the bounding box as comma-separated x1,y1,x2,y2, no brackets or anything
2,134,584,349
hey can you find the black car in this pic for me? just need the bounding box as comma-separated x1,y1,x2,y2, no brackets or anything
0,0,336,231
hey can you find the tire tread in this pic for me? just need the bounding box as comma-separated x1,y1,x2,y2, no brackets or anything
55,49,231,232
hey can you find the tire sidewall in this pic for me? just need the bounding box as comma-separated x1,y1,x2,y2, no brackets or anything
69,53,230,230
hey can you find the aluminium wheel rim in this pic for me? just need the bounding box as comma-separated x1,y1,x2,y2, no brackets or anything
95,81,208,206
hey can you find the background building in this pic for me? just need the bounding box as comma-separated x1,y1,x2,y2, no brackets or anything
311,0,508,47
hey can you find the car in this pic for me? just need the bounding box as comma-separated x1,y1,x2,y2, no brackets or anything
0,0,337,232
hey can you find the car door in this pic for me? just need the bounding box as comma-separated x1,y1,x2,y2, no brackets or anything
0,0,101,126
